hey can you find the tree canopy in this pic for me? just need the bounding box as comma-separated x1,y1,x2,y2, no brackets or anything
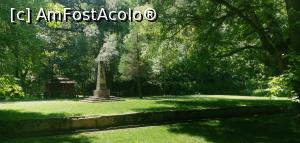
0,0,299,101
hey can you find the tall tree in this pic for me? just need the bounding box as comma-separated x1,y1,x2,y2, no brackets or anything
286,0,300,101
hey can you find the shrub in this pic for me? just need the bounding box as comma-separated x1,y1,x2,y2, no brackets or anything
267,73,295,97
252,89,269,97
0,76,25,99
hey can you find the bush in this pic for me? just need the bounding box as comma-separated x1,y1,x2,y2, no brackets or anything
267,73,295,97
252,89,269,96
0,76,25,100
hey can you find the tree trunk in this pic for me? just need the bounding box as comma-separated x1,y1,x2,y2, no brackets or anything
273,49,285,75
286,0,300,104
137,75,142,99
286,0,300,52
135,33,143,99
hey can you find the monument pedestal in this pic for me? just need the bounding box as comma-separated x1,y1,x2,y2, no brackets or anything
83,95,123,103
84,89,123,103
83,55,123,103
93,89,110,98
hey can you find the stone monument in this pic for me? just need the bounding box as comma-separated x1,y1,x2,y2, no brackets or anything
83,33,122,102
93,58,110,98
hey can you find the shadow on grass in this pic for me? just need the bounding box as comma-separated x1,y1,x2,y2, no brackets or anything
0,98,83,104
2,134,96,143
0,96,297,143
0,109,71,121
130,96,299,142
0,109,74,139
133,97,291,113
167,114,300,143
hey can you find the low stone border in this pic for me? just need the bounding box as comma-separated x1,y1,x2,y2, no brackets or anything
0,105,294,138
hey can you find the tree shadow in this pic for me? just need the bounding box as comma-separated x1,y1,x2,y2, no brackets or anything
167,114,300,143
130,96,298,142
0,109,87,141
0,98,84,104
0,109,78,121
2,134,96,143
133,97,291,113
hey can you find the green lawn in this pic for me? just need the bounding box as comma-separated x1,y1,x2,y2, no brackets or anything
3,113,300,143
0,95,291,121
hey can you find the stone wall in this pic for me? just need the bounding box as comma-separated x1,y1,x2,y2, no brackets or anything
0,105,293,138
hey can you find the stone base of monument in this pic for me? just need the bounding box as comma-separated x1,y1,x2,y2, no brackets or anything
93,89,110,98
83,90,124,102
82,96,124,103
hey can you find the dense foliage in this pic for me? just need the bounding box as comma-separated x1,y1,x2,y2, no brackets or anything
0,0,299,100
0,76,25,99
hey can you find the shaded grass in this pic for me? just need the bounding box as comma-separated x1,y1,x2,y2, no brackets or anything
3,113,300,143
0,95,292,121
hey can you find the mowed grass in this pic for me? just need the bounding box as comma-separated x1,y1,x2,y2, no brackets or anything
0,95,292,121
4,113,300,143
